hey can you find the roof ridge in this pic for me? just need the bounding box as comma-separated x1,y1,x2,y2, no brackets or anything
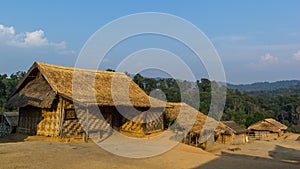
221,121,247,134
264,118,286,128
35,62,126,75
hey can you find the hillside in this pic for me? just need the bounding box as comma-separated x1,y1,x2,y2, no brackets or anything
227,80,300,92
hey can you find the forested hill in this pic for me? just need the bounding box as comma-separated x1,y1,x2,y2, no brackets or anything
227,80,300,92
248,84,300,97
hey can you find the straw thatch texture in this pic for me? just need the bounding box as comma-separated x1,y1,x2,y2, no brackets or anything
7,73,56,108
8,62,164,108
248,118,287,133
221,121,248,134
164,102,219,134
264,118,288,130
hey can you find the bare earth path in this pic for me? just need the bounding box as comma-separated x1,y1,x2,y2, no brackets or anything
0,134,299,169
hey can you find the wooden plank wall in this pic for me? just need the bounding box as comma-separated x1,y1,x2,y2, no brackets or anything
248,131,279,140
18,106,42,134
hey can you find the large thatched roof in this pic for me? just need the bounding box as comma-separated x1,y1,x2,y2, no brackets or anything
164,102,220,134
248,118,288,132
220,121,248,134
7,62,164,108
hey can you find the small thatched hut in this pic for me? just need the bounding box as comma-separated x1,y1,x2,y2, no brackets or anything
248,118,288,140
215,121,248,145
0,112,19,137
164,102,220,148
6,62,165,138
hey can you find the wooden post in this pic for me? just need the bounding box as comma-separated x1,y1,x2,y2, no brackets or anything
143,111,147,133
196,133,198,147
161,113,164,130
84,107,89,143
58,97,65,138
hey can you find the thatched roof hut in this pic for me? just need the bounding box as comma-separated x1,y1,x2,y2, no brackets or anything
7,62,163,109
164,102,219,134
6,62,165,137
1,112,19,127
164,102,222,148
247,118,288,140
0,112,19,136
248,118,287,133
220,121,248,135
215,121,248,145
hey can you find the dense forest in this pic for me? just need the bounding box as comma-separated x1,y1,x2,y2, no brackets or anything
133,74,300,133
0,71,25,111
0,71,299,133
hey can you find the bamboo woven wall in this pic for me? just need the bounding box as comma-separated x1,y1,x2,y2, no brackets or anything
216,133,246,144
37,99,60,136
37,108,60,137
144,112,164,133
60,98,83,137
232,134,246,145
19,97,163,138
70,106,113,139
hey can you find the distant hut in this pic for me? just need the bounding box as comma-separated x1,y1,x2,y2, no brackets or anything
164,102,220,149
6,62,165,138
0,112,19,137
215,121,248,145
247,118,288,140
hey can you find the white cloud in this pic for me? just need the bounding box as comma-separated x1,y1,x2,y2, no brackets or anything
0,24,15,35
0,23,67,49
293,51,300,61
260,53,279,63
24,30,48,46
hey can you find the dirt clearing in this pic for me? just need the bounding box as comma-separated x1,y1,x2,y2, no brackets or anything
0,133,299,169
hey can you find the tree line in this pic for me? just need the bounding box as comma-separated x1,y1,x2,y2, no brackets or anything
0,71,299,133
133,74,300,133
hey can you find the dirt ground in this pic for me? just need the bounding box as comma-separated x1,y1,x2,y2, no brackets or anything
0,133,299,169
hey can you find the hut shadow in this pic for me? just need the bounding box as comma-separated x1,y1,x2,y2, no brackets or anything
193,145,300,169
0,133,29,143
268,145,300,164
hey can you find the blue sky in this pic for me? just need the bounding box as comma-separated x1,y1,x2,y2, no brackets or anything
0,0,300,84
